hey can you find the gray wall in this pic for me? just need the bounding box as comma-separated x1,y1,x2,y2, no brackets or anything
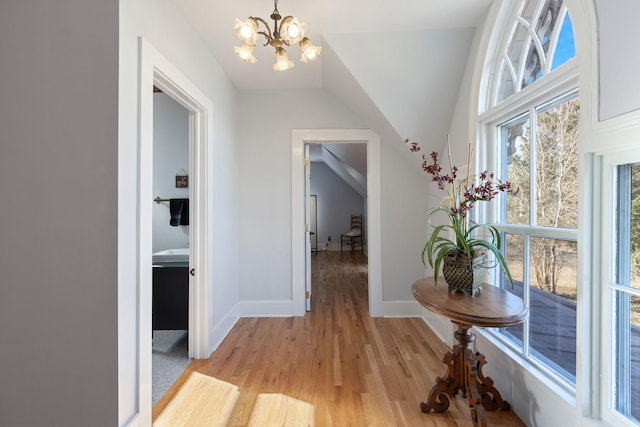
153,93,190,252
0,1,118,426
310,161,365,249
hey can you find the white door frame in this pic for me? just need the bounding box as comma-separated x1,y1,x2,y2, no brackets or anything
304,144,312,311
138,37,210,420
291,129,383,316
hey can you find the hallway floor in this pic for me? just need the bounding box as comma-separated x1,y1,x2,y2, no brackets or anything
153,251,525,426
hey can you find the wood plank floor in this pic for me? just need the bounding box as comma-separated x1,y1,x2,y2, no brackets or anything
153,251,525,426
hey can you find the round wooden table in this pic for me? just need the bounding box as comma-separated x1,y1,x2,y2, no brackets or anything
411,277,528,427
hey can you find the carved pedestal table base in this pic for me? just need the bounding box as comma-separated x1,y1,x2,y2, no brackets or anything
411,277,528,427
421,323,510,427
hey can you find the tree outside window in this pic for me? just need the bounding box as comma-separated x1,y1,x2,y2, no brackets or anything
613,162,640,423
498,95,579,380
480,0,579,388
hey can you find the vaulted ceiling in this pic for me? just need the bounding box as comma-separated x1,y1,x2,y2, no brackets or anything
174,0,492,171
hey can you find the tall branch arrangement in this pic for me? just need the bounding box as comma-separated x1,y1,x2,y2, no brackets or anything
405,138,518,285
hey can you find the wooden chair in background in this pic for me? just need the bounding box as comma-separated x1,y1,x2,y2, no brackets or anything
340,214,364,251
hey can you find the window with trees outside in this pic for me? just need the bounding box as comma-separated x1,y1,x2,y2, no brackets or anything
497,93,579,383
479,0,578,387
609,161,640,425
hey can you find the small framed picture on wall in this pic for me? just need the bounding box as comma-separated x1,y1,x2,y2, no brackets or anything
175,169,188,188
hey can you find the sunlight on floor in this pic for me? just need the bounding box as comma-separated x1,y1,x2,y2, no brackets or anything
247,393,315,427
153,372,239,427
153,372,315,426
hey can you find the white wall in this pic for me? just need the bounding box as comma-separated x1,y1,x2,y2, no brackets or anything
321,40,437,304
0,1,119,426
237,88,428,305
119,0,239,424
378,141,432,303
594,0,640,120
237,89,365,302
310,161,365,249
325,28,475,150
153,93,190,252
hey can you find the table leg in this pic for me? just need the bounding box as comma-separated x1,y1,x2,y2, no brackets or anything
420,323,510,426
475,351,511,412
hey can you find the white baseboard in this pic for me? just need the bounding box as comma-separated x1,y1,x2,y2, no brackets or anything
236,300,300,317
124,414,140,427
314,243,369,252
376,300,423,317
211,300,451,349
366,301,452,347
316,243,341,251
234,299,427,319
417,307,453,346
207,306,239,356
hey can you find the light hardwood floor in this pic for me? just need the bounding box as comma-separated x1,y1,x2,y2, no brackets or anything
153,251,525,426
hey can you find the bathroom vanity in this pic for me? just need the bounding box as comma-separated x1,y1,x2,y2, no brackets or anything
152,249,189,330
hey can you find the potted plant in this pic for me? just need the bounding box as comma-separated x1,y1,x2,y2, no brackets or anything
405,138,517,296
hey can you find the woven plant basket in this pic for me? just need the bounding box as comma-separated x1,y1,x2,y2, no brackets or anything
442,251,487,296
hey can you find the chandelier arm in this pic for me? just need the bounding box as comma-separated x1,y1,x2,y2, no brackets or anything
256,32,272,47
250,16,273,41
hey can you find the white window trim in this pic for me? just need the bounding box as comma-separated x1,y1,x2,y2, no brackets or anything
469,0,640,425
600,150,640,427
475,327,577,400
478,90,581,395
478,62,578,124
477,4,581,396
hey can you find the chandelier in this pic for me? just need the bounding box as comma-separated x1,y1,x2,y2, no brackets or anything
234,0,322,71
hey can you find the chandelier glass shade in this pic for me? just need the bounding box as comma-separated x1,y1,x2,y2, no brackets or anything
234,0,322,71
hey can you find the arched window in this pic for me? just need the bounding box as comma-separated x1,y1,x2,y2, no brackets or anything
478,0,579,389
494,0,575,104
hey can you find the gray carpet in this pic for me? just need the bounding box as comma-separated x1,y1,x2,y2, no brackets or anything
152,330,191,406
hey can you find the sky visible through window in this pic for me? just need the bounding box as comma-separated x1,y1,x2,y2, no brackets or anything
551,13,575,70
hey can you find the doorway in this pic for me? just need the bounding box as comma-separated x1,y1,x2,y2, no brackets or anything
136,38,212,424
306,143,369,312
292,129,383,317
151,87,191,406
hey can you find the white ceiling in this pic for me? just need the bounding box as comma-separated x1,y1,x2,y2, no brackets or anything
174,0,493,90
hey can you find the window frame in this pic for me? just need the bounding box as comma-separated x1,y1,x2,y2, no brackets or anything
477,40,580,398
476,0,640,424
489,0,575,105
601,151,640,427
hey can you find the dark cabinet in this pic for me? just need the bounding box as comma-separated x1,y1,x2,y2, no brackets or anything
153,266,188,330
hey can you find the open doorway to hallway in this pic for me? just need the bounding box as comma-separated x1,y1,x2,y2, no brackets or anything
292,129,382,317
306,143,369,312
